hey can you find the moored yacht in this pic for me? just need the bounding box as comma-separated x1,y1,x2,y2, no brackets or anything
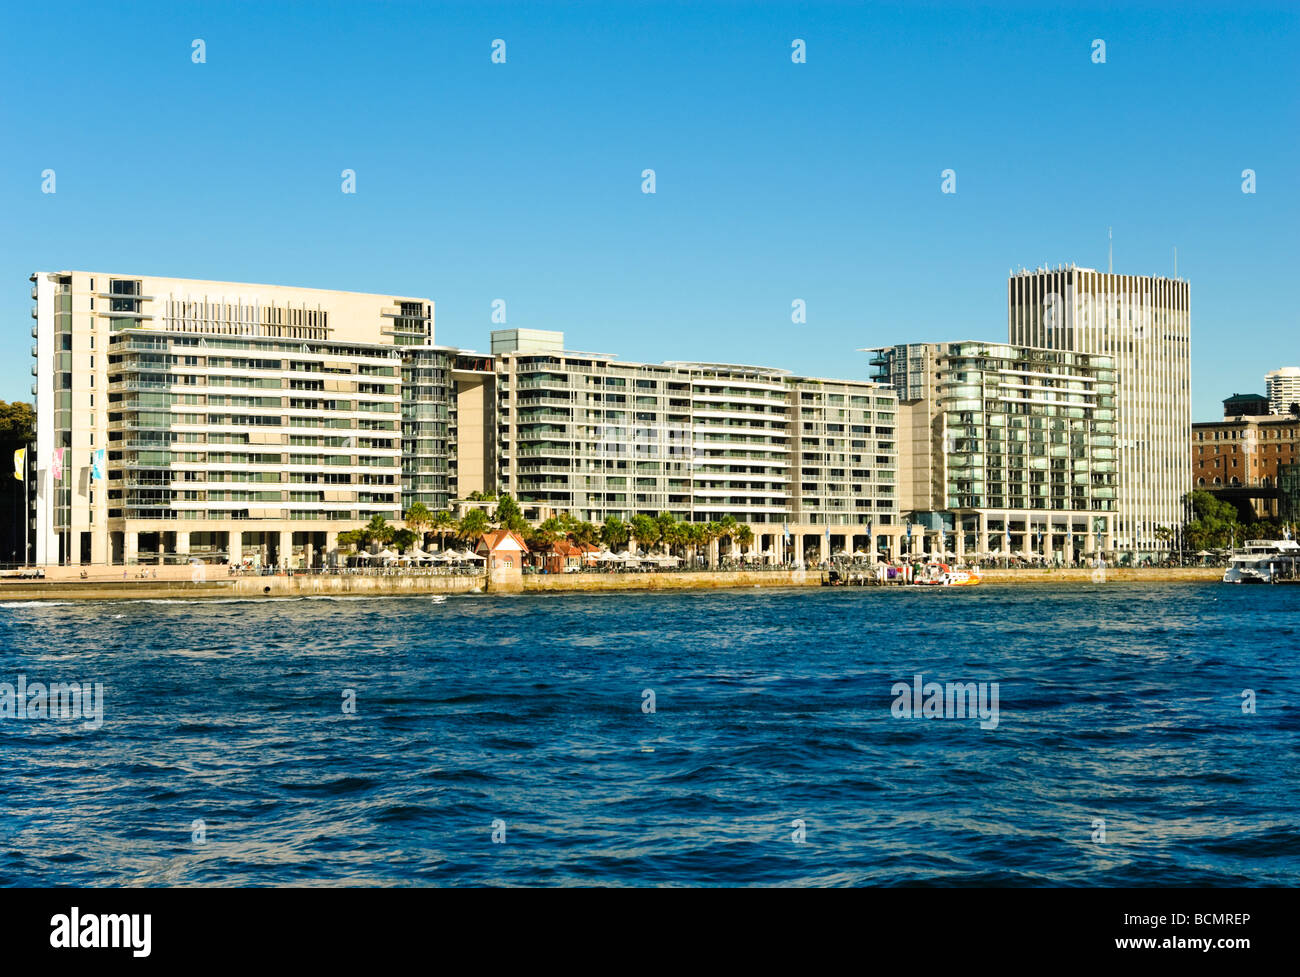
1222,539,1300,584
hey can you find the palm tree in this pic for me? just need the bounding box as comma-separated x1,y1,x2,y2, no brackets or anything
571,520,600,548
717,515,739,559
702,521,722,568
662,521,689,558
735,524,754,557
404,502,433,546
685,522,708,567
457,508,491,545
655,512,677,553
630,514,660,554
362,514,394,547
601,515,629,551
430,510,457,551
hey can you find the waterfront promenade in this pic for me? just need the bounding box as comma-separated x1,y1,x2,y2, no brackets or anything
0,564,1224,601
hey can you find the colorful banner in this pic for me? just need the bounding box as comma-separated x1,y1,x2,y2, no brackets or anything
52,447,64,481
12,448,24,481
91,448,106,481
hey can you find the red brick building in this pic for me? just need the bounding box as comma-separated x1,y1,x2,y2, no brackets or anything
1193,415,1300,518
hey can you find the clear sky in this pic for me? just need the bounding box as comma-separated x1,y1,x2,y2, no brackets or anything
2,0,1295,421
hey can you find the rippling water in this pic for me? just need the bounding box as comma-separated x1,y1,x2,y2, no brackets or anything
1,584,1297,886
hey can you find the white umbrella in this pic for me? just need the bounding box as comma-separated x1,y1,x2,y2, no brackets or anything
378,548,398,561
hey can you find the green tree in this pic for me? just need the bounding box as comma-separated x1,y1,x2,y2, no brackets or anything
629,514,660,552
0,401,35,563
0,401,35,441
735,524,754,551
431,510,457,550
526,524,559,551
600,515,629,550
685,522,707,565
570,520,600,548
404,502,432,543
392,528,419,552
336,529,364,552
494,493,530,533
458,508,491,544
717,515,739,558
1183,490,1240,550
361,514,394,546
661,520,689,557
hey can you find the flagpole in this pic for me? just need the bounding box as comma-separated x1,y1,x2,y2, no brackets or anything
23,441,30,567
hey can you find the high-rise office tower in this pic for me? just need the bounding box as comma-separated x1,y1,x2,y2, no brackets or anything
1008,265,1191,555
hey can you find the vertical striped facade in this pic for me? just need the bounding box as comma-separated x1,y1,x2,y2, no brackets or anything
1008,266,1191,554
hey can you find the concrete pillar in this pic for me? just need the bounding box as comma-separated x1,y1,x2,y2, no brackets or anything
956,521,965,562
818,531,828,564
326,530,338,566
124,531,138,566
176,531,190,557
228,531,242,566
279,531,294,569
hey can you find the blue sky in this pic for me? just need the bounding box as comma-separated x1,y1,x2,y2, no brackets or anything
2,0,1295,420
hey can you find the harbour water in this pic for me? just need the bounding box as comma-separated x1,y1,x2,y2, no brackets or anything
1,584,1297,886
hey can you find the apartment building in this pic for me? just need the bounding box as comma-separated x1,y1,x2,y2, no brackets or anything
1265,367,1300,416
1008,266,1190,556
30,271,438,567
29,275,902,567
494,331,901,561
868,341,1118,561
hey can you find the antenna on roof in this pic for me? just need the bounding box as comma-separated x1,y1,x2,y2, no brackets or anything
1107,227,1113,274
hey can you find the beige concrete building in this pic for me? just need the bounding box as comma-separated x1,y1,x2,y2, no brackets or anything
1008,265,1191,556
30,271,438,568
493,331,902,563
29,273,904,568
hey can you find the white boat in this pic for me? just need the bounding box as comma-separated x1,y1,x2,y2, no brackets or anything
909,561,982,587
430,594,448,603
1222,539,1300,584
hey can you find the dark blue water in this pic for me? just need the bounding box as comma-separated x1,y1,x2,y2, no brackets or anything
1,584,1297,886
